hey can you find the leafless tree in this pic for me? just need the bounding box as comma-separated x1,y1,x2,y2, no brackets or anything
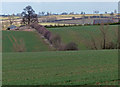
21,5,38,25
99,23,109,49
8,14,15,25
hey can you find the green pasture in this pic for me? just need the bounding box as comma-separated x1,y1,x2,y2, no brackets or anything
48,25,118,50
3,50,118,85
2,30,52,52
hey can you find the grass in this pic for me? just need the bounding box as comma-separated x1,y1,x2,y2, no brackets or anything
48,25,118,50
2,30,52,52
3,50,118,85
2,25,118,85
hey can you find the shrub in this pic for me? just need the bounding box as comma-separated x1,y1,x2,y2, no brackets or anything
64,42,78,51
105,42,117,49
50,34,61,48
58,43,65,51
44,31,52,40
31,23,79,51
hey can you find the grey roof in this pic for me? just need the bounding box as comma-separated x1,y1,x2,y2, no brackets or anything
8,25,17,29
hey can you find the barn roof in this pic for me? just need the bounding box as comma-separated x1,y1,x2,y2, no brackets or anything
8,25,17,29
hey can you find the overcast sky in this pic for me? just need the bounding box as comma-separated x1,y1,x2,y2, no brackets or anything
1,2,118,15
1,0,120,2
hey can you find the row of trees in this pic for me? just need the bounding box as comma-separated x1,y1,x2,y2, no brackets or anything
2,9,117,17
30,23,78,51
21,6,78,51
38,10,117,16
21,6,119,51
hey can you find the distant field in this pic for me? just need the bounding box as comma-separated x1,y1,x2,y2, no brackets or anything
48,25,118,50
39,22,72,26
2,31,52,52
41,14,117,20
0,16,20,20
3,50,118,85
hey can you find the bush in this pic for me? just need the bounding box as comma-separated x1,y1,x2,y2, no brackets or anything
44,31,52,40
50,34,61,48
30,23,78,51
105,42,117,49
64,42,78,51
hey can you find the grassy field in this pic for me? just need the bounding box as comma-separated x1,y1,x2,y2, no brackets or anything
48,25,118,50
2,25,118,85
3,50,118,85
2,30,52,52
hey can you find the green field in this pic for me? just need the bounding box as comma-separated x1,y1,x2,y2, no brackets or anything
2,31,52,52
48,25,118,50
3,50,118,85
2,25,118,85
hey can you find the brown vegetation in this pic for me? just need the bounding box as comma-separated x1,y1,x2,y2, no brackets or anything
64,42,78,51
31,23,78,51
85,23,119,50
8,35,26,52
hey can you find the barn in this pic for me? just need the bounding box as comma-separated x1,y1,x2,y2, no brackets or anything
7,25,17,30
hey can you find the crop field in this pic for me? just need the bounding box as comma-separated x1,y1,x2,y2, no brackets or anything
48,25,118,50
2,25,119,85
51,18,118,25
3,50,118,85
1,2,119,86
2,30,52,52
39,22,74,26
41,14,118,20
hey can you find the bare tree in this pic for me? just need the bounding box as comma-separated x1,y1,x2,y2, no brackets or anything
110,12,114,19
21,5,38,25
90,34,98,50
82,13,85,25
8,14,15,25
99,23,108,49
94,11,99,14
114,9,117,14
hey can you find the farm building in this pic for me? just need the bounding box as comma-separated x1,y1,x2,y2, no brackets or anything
7,25,17,30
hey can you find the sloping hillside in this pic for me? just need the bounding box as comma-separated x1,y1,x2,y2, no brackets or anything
48,25,118,50
2,30,53,52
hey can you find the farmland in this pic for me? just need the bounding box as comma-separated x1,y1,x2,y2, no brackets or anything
1,13,118,30
48,25,118,50
39,22,75,26
2,30,53,52
2,17,119,86
40,14,118,20
1,2,119,86
3,50,118,85
2,24,119,85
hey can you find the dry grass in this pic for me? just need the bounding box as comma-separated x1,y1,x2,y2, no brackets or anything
8,35,26,52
